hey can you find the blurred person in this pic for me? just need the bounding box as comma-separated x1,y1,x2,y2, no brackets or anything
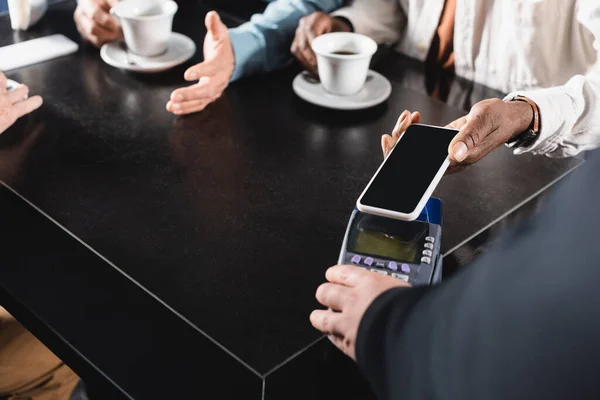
0,72,80,400
311,148,600,400
72,0,346,115
292,0,600,168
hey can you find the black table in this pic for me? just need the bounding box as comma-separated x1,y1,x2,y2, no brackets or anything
0,2,583,399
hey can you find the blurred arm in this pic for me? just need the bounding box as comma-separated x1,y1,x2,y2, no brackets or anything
228,0,345,81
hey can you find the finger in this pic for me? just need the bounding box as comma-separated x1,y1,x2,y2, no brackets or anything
295,50,313,75
304,17,327,44
310,309,344,336
411,111,421,124
315,282,352,311
7,85,29,104
78,14,120,46
171,101,212,115
205,11,227,42
293,30,317,74
446,116,467,130
80,0,119,32
448,114,487,163
325,265,363,287
391,110,411,140
299,37,318,74
184,61,220,81
381,134,394,158
0,72,7,94
328,334,344,348
302,47,318,73
170,80,222,103
169,99,212,115
10,95,43,120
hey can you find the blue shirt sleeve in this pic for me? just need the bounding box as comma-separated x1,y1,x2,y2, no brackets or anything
228,0,345,81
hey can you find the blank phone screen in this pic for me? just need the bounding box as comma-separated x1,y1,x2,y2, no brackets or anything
360,125,457,214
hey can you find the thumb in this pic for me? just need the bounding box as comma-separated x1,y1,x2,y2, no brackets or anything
184,61,219,81
205,11,227,41
381,135,394,158
448,115,485,163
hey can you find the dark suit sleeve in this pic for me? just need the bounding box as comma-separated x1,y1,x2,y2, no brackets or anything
356,151,600,400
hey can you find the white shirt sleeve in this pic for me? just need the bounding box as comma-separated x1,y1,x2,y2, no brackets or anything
505,0,600,158
331,0,407,45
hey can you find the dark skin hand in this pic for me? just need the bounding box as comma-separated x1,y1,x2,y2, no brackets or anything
291,12,352,75
382,99,534,172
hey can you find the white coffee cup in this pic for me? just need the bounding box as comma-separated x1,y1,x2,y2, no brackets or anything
110,0,178,57
311,32,377,96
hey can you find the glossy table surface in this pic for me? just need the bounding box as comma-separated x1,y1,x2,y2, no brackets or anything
0,1,583,399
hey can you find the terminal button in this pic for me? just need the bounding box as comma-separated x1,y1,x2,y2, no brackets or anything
376,261,386,268
425,236,435,243
422,250,433,257
387,261,398,271
351,255,361,264
424,243,434,250
421,256,431,264
374,269,388,275
392,273,409,282
401,264,411,273
364,257,374,267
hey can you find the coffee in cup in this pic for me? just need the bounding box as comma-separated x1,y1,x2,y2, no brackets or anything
110,0,178,57
311,32,377,96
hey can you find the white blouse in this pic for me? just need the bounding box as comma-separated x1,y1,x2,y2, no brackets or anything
333,0,600,158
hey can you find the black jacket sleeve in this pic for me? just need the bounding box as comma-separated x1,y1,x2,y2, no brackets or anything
356,150,600,400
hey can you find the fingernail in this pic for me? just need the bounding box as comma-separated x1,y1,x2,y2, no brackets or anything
186,72,198,80
172,94,183,102
172,103,181,111
452,142,468,162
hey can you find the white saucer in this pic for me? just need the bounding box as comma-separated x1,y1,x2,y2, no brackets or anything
100,33,196,73
292,70,392,110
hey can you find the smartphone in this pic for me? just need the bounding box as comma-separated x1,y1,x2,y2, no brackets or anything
357,124,458,221
0,34,78,72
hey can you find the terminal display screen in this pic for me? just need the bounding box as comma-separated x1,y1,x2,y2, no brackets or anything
348,214,428,262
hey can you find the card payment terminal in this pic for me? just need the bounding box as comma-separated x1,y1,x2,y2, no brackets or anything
338,198,443,285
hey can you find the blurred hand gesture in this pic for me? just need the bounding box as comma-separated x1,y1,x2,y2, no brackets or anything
0,72,43,135
167,11,235,115
74,0,122,47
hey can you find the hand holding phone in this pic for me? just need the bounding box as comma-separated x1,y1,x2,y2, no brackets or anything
357,124,458,221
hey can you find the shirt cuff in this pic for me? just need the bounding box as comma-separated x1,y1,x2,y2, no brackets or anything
356,286,429,397
504,88,576,156
331,7,371,40
228,23,267,82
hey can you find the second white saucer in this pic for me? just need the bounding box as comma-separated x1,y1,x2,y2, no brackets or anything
101,33,196,74
292,70,392,110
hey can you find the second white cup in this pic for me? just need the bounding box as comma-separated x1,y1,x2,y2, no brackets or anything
311,32,377,96
110,0,178,57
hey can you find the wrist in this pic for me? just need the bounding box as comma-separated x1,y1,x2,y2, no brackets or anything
507,100,535,141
